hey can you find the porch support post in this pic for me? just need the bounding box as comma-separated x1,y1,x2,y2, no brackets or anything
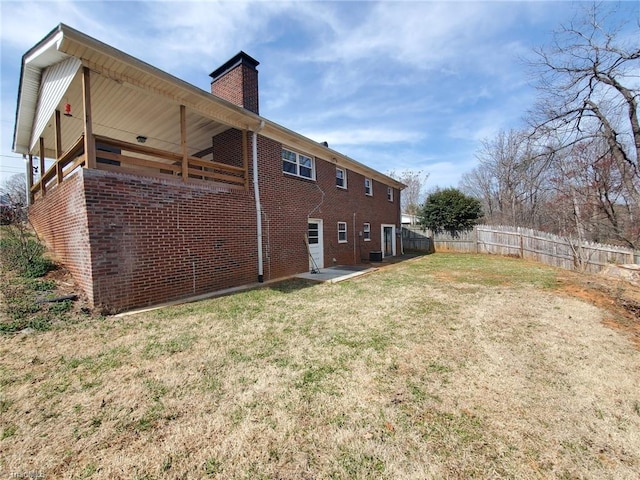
180,105,188,181
242,130,249,191
39,137,46,197
55,109,63,184
82,66,96,169
26,154,34,206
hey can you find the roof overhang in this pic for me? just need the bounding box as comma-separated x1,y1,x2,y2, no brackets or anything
13,23,404,190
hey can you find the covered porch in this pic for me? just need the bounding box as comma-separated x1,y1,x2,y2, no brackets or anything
13,26,262,202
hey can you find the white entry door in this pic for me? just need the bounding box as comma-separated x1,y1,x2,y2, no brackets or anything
307,219,324,271
381,224,396,258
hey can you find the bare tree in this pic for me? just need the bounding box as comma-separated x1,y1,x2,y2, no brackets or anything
1,174,28,207
388,169,430,219
1,174,28,223
529,2,640,206
545,140,639,248
460,129,551,228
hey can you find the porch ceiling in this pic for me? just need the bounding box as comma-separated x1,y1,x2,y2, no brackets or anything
15,24,261,159
33,69,231,159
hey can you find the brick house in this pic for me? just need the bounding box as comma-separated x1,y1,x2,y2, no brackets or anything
12,24,404,312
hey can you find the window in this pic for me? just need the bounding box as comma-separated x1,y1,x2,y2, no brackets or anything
336,167,347,189
282,148,315,179
363,223,371,241
308,222,319,244
387,187,393,202
365,178,373,196
338,222,347,243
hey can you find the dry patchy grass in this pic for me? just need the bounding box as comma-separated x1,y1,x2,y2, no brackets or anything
1,254,639,479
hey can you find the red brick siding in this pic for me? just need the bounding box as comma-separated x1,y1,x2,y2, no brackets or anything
213,129,245,169
82,169,257,312
29,170,95,304
257,136,401,277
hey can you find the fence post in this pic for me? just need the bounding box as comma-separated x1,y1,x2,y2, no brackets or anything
475,226,479,253
519,227,524,259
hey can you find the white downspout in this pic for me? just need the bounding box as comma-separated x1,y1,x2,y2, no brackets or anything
252,121,265,282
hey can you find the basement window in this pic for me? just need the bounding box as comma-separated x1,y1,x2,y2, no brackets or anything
282,148,315,180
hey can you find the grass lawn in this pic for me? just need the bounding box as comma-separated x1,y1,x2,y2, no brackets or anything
1,253,639,479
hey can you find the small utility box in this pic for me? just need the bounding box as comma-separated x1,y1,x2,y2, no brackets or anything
369,251,383,262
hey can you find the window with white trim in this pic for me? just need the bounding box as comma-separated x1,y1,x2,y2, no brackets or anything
282,148,315,179
338,222,347,243
365,178,373,196
363,223,371,241
387,187,393,202
336,167,347,189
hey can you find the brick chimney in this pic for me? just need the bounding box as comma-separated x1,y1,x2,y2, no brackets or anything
209,51,259,114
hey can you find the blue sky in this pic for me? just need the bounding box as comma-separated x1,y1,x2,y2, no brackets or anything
1,1,637,190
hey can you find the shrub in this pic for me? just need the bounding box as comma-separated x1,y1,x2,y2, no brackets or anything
0,227,55,278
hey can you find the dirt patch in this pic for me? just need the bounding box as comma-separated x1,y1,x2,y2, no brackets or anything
556,270,640,349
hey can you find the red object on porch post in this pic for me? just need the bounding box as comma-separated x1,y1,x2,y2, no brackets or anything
64,103,72,117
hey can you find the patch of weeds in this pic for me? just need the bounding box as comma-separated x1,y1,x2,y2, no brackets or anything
0,284,76,334
203,457,222,476
136,403,165,432
634,400,640,417
228,348,252,362
61,346,128,376
426,361,453,374
1,424,17,440
25,278,56,291
330,412,349,427
79,463,98,478
272,356,292,368
27,314,53,331
48,299,73,315
420,409,484,448
408,299,454,317
162,455,173,472
330,331,390,352
142,332,197,359
201,371,222,393
333,450,386,478
229,406,247,426
0,231,56,278
0,397,13,413
408,381,427,402
40,377,71,399
144,378,168,401
297,364,338,394
73,415,103,441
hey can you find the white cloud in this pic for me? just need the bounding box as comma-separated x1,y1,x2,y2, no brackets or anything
299,127,424,147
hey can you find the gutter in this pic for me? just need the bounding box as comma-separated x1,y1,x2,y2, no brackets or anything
252,121,265,282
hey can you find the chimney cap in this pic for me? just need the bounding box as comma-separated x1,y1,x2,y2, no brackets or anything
209,51,260,80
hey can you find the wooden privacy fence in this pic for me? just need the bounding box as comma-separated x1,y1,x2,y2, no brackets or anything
404,225,638,273
402,227,434,253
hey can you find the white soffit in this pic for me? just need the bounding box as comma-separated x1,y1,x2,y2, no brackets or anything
13,29,68,154
29,56,81,152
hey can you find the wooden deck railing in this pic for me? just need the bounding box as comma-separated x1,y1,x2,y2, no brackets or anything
31,134,247,200
32,135,86,200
